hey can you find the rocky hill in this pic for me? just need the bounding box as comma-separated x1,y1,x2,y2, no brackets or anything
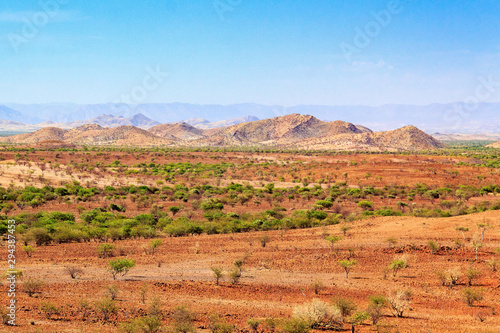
487,141,500,148
3,124,173,147
148,123,206,141
2,114,444,151
193,114,371,146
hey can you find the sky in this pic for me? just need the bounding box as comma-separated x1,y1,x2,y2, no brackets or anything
1,0,500,106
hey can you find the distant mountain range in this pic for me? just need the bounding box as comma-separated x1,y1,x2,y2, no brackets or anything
0,113,259,132
2,114,444,151
2,102,500,133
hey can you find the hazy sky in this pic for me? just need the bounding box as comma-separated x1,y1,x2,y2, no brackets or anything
1,0,500,106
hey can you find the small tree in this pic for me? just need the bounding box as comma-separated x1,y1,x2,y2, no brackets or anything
95,297,118,322
338,259,357,279
233,259,244,274
311,280,324,295
169,206,180,216
332,297,356,323
22,245,37,258
465,267,482,286
486,257,499,272
477,223,490,241
140,282,148,304
209,313,236,333
387,290,411,318
65,265,83,279
471,234,483,261
456,227,469,241
23,278,44,297
41,302,60,320
97,243,115,258
427,240,440,255
389,257,408,277
386,237,397,248
462,288,483,306
149,239,163,255
108,258,135,280
325,236,342,252
229,268,241,284
211,267,224,286
340,225,351,236
171,306,196,333
106,284,119,300
247,319,262,333
259,235,270,247
366,295,387,324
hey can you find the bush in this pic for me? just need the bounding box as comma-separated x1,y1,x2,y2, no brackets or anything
357,201,373,210
23,278,44,297
41,302,60,320
338,259,357,279
108,258,135,280
211,267,224,286
106,284,119,300
259,235,270,247
22,245,36,257
97,243,115,258
332,297,356,323
280,318,311,333
462,288,483,306
171,306,196,333
28,227,52,246
427,240,440,254
387,290,411,317
389,256,408,277
486,257,499,272
247,319,262,333
209,313,235,333
149,239,163,254
292,299,341,328
229,268,241,284
65,265,83,279
366,295,387,324
465,267,482,286
95,297,118,322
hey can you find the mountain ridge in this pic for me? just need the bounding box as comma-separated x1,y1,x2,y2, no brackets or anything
2,114,444,151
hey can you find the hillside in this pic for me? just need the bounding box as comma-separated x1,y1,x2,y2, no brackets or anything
2,114,444,150
148,122,206,141
487,141,500,148
3,125,173,147
194,114,371,146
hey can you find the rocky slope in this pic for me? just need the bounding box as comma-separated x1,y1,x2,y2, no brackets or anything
487,141,500,148
2,114,444,151
3,124,173,147
148,123,206,141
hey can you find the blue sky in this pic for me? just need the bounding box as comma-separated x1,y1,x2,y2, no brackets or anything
1,0,500,106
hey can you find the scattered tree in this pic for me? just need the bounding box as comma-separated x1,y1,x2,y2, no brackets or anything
65,265,83,279
389,257,408,277
461,288,483,306
108,258,135,280
338,259,357,279
325,235,342,252
387,290,411,318
211,267,224,286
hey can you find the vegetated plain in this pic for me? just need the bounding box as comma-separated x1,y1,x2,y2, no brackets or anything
0,144,499,332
